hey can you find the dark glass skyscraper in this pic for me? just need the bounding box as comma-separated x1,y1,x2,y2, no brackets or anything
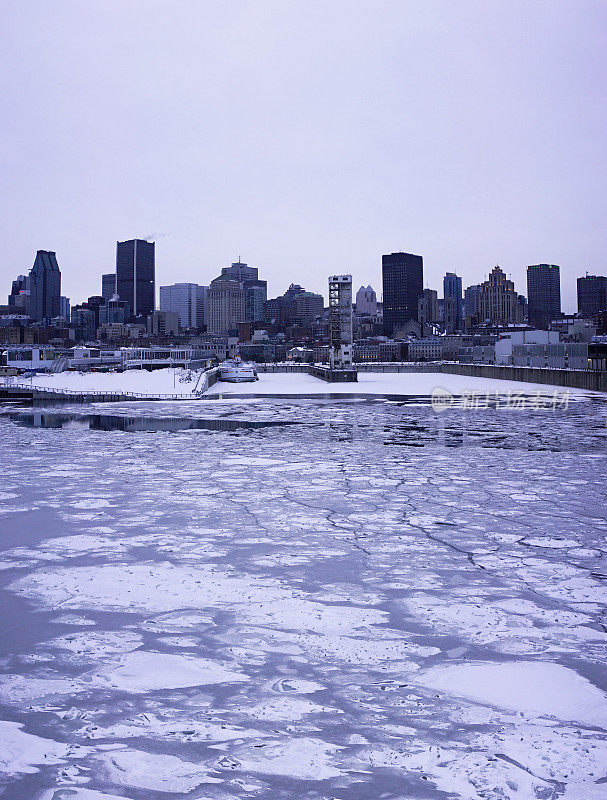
526,264,561,329
577,275,607,316
102,273,116,301
27,250,61,322
382,252,423,336
116,239,155,319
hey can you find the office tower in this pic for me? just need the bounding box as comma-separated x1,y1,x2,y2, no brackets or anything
382,252,423,336
329,274,353,369
293,291,324,324
221,261,266,322
147,311,180,336
443,272,463,331
244,281,267,322
102,273,117,301
59,296,70,322
464,284,481,318
527,264,561,329
27,250,61,322
70,306,96,341
160,283,207,329
418,289,439,325
221,261,258,283
355,285,378,315
477,266,518,325
516,294,528,323
116,239,155,319
265,284,306,324
577,275,607,316
8,275,28,307
85,296,105,331
99,296,128,326
207,277,246,334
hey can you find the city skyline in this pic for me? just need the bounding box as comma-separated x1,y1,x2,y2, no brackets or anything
5,238,598,314
2,1,606,310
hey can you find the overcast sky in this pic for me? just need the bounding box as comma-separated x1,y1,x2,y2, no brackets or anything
2,0,605,310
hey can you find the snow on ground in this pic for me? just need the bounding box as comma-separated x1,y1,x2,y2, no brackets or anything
11,367,200,396
8,365,597,398
206,369,593,397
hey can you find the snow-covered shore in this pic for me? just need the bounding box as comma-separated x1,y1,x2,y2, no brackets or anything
8,367,595,398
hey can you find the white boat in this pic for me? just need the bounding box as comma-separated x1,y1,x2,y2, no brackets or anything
219,358,259,383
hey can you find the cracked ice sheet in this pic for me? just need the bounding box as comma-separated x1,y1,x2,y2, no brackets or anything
0,397,606,799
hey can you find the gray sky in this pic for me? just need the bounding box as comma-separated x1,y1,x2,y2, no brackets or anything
2,0,605,311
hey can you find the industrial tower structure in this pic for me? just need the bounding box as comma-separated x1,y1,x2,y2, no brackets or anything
329,274,353,370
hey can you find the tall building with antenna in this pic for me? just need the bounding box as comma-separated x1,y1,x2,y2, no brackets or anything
115,239,155,320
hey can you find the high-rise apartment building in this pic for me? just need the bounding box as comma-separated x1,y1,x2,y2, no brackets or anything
27,250,61,322
159,283,206,329
577,275,607,316
207,277,246,334
477,266,518,326
59,296,70,322
102,273,116,301
382,252,423,336
244,281,267,322
464,284,481,318
115,239,155,319
443,272,463,331
527,264,561,329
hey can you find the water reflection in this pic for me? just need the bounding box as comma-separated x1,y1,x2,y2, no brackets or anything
9,411,299,433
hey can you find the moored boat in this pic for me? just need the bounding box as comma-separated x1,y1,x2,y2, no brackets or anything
218,358,258,382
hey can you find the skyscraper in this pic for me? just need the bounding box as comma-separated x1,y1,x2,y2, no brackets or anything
115,239,155,319
478,266,518,325
221,261,266,322
159,283,207,329
382,252,423,336
59,296,70,322
221,261,258,283
443,272,463,331
355,285,378,315
102,273,116,301
527,264,561,329
464,284,481,318
27,250,61,322
577,275,607,316
207,277,246,334
8,275,28,307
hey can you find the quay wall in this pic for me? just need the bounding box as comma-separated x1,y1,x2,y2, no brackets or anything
440,363,607,392
258,361,606,391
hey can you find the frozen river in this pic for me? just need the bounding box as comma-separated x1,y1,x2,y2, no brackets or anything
0,393,606,799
